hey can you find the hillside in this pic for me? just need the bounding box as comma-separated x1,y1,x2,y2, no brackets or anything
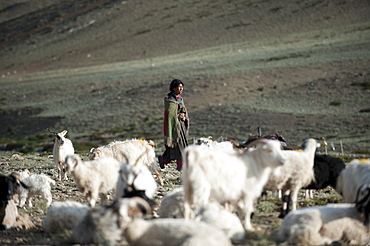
0,0,369,154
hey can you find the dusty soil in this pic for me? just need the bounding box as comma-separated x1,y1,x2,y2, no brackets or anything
0,0,369,154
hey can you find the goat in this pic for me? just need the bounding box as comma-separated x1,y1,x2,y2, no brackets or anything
264,138,318,218
72,197,150,245
196,203,245,242
48,128,75,181
303,154,346,199
65,154,120,207
278,184,370,245
88,139,163,185
182,138,285,231
118,197,232,246
0,173,29,230
157,187,185,218
114,152,157,208
42,200,90,233
336,158,370,203
15,171,55,207
195,136,234,150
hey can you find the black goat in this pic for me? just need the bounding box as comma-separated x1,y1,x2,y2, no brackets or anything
0,173,28,230
303,154,346,197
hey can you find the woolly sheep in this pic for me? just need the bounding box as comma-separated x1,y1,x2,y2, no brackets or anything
42,200,90,233
88,139,163,185
264,138,318,217
48,128,75,181
182,139,285,231
303,154,346,199
65,154,120,207
278,184,370,245
336,158,370,203
15,171,55,207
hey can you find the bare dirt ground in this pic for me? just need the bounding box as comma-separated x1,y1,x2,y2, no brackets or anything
0,0,369,245
0,0,369,153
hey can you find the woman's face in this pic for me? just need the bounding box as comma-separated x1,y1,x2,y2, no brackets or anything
173,84,184,95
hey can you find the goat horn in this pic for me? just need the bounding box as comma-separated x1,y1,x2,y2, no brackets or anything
243,138,267,149
47,128,56,134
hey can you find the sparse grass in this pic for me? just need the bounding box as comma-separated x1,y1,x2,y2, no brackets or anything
329,100,342,106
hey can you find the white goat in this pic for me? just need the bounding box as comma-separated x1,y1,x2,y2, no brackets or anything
42,200,90,233
183,139,285,231
195,137,234,150
197,203,245,242
48,128,75,181
73,197,152,245
264,138,318,217
15,171,55,208
65,154,120,207
157,187,185,218
278,184,370,245
115,153,157,209
336,158,370,203
88,139,163,185
116,198,232,246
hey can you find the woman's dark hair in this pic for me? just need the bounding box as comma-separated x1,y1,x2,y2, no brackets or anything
169,79,184,92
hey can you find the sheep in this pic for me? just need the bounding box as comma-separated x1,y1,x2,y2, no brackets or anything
48,128,75,181
88,138,164,185
15,171,55,208
263,138,318,218
336,158,370,203
182,138,285,231
157,187,185,218
303,154,346,199
278,184,370,245
65,154,120,207
114,153,157,208
42,200,90,234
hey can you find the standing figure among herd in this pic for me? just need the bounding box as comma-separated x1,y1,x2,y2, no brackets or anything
158,79,190,171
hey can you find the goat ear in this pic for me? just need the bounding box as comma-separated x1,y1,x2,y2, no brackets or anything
148,140,156,148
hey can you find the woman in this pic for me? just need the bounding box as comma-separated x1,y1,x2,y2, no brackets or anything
158,79,189,171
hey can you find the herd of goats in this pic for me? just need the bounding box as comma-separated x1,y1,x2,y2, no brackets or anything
0,128,369,245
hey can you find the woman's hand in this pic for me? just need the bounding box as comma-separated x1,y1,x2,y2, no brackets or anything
179,113,186,121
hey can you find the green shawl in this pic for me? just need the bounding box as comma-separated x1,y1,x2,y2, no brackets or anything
163,93,189,148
